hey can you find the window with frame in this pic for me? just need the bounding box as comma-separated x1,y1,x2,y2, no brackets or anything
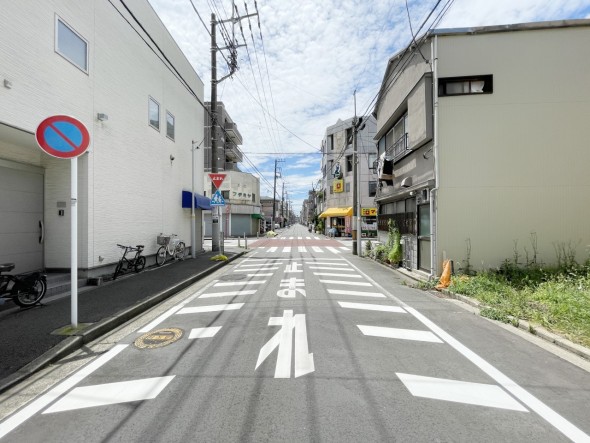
439,75,493,96
222,191,230,199
346,155,353,173
346,127,353,146
368,153,377,170
166,111,175,140
368,181,377,197
55,16,88,72
149,97,160,131
328,134,334,151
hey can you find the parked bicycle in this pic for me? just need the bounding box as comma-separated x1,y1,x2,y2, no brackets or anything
113,244,146,280
156,233,185,266
0,263,47,308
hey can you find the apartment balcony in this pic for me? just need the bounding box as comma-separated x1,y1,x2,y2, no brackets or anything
225,121,243,145
225,144,243,163
386,133,409,161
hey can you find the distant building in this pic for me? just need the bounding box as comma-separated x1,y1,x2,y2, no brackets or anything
0,0,206,276
203,102,261,236
373,19,590,275
319,117,377,237
260,196,281,229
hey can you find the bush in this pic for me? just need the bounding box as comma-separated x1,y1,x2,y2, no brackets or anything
211,254,228,261
373,245,388,262
386,219,402,265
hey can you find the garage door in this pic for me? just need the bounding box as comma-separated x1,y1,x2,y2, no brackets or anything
0,162,44,273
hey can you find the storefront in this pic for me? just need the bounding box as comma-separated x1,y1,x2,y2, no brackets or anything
318,207,353,237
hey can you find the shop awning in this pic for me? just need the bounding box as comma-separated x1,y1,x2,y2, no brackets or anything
251,213,264,220
319,207,353,218
182,190,211,210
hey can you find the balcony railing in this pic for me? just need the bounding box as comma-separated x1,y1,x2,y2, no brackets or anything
386,133,408,161
378,213,416,235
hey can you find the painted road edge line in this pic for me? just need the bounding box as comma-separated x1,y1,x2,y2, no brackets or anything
0,344,128,438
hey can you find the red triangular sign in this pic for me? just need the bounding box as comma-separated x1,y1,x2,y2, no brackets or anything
209,173,226,189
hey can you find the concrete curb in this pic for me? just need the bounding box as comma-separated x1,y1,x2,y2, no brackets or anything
0,251,247,394
439,288,590,362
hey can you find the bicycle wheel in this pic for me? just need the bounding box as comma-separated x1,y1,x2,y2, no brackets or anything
156,246,167,266
13,277,47,307
175,242,186,260
113,261,123,280
134,256,146,273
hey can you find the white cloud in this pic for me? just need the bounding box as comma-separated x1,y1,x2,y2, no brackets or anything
149,0,589,214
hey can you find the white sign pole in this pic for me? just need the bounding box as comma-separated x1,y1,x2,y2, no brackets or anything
71,157,78,328
191,145,196,259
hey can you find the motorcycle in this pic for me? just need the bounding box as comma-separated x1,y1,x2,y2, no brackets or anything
0,263,47,308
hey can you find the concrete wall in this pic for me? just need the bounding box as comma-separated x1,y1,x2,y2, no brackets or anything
436,25,590,269
0,0,205,272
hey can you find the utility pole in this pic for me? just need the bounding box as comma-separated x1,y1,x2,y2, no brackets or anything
281,182,285,227
210,6,257,251
352,92,358,256
352,91,365,256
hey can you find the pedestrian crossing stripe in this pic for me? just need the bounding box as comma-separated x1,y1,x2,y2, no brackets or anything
254,246,349,254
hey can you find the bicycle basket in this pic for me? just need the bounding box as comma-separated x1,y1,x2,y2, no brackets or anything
157,235,171,246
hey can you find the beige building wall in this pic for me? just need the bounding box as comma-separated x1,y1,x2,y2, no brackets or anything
436,25,590,269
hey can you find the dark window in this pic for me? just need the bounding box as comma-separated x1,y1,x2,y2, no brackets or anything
439,75,493,96
346,155,353,173
346,127,353,146
222,191,230,199
328,134,334,151
368,181,377,197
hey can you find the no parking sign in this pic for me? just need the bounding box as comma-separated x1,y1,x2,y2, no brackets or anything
35,115,90,159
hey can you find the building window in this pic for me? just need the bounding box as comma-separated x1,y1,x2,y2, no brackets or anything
252,193,256,202
346,127,353,146
345,183,350,193
166,111,175,140
149,97,160,131
328,134,334,151
439,75,493,96
368,153,377,171
55,16,88,73
346,155,353,173
369,181,377,197
222,191,230,199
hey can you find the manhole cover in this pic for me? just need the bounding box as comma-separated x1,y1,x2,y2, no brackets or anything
220,273,247,281
134,328,183,349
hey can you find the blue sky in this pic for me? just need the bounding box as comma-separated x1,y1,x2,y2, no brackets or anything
149,0,590,214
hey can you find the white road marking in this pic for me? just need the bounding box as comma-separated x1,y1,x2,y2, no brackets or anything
396,373,528,412
305,236,311,239
255,310,314,378
326,247,340,254
234,267,278,272
338,301,406,313
237,263,277,268
328,289,386,298
297,236,302,239
249,273,273,277
314,272,362,278
214,280,266,287
313,237,319,240
358,325,443,343
0,344,128,438
307,262,349,266
268,246,278,252
138,280,218,332
309,266,354,271
298,246,307,252
285,262,302,273
312,246,323,253
178,303,244,314
43,376,175,414
405,306,590,442
189,326,222,339
283,247,292,253
199,290,257,298
339,247,349,250
289,236,294,239
320,280,372,287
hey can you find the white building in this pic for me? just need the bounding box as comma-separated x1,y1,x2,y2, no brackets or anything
0,0,206,277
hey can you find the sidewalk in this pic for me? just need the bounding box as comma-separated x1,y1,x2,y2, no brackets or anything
0,249,244,394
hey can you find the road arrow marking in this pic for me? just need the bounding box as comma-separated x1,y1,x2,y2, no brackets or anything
255,310,314,378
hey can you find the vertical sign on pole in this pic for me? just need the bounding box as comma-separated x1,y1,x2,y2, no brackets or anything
36,115,90,328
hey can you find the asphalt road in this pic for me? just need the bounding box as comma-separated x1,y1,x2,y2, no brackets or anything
1,224,590,442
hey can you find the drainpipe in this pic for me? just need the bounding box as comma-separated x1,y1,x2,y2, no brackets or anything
430,35,440,279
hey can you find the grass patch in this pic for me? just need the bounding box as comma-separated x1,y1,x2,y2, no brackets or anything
448,268,590,347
